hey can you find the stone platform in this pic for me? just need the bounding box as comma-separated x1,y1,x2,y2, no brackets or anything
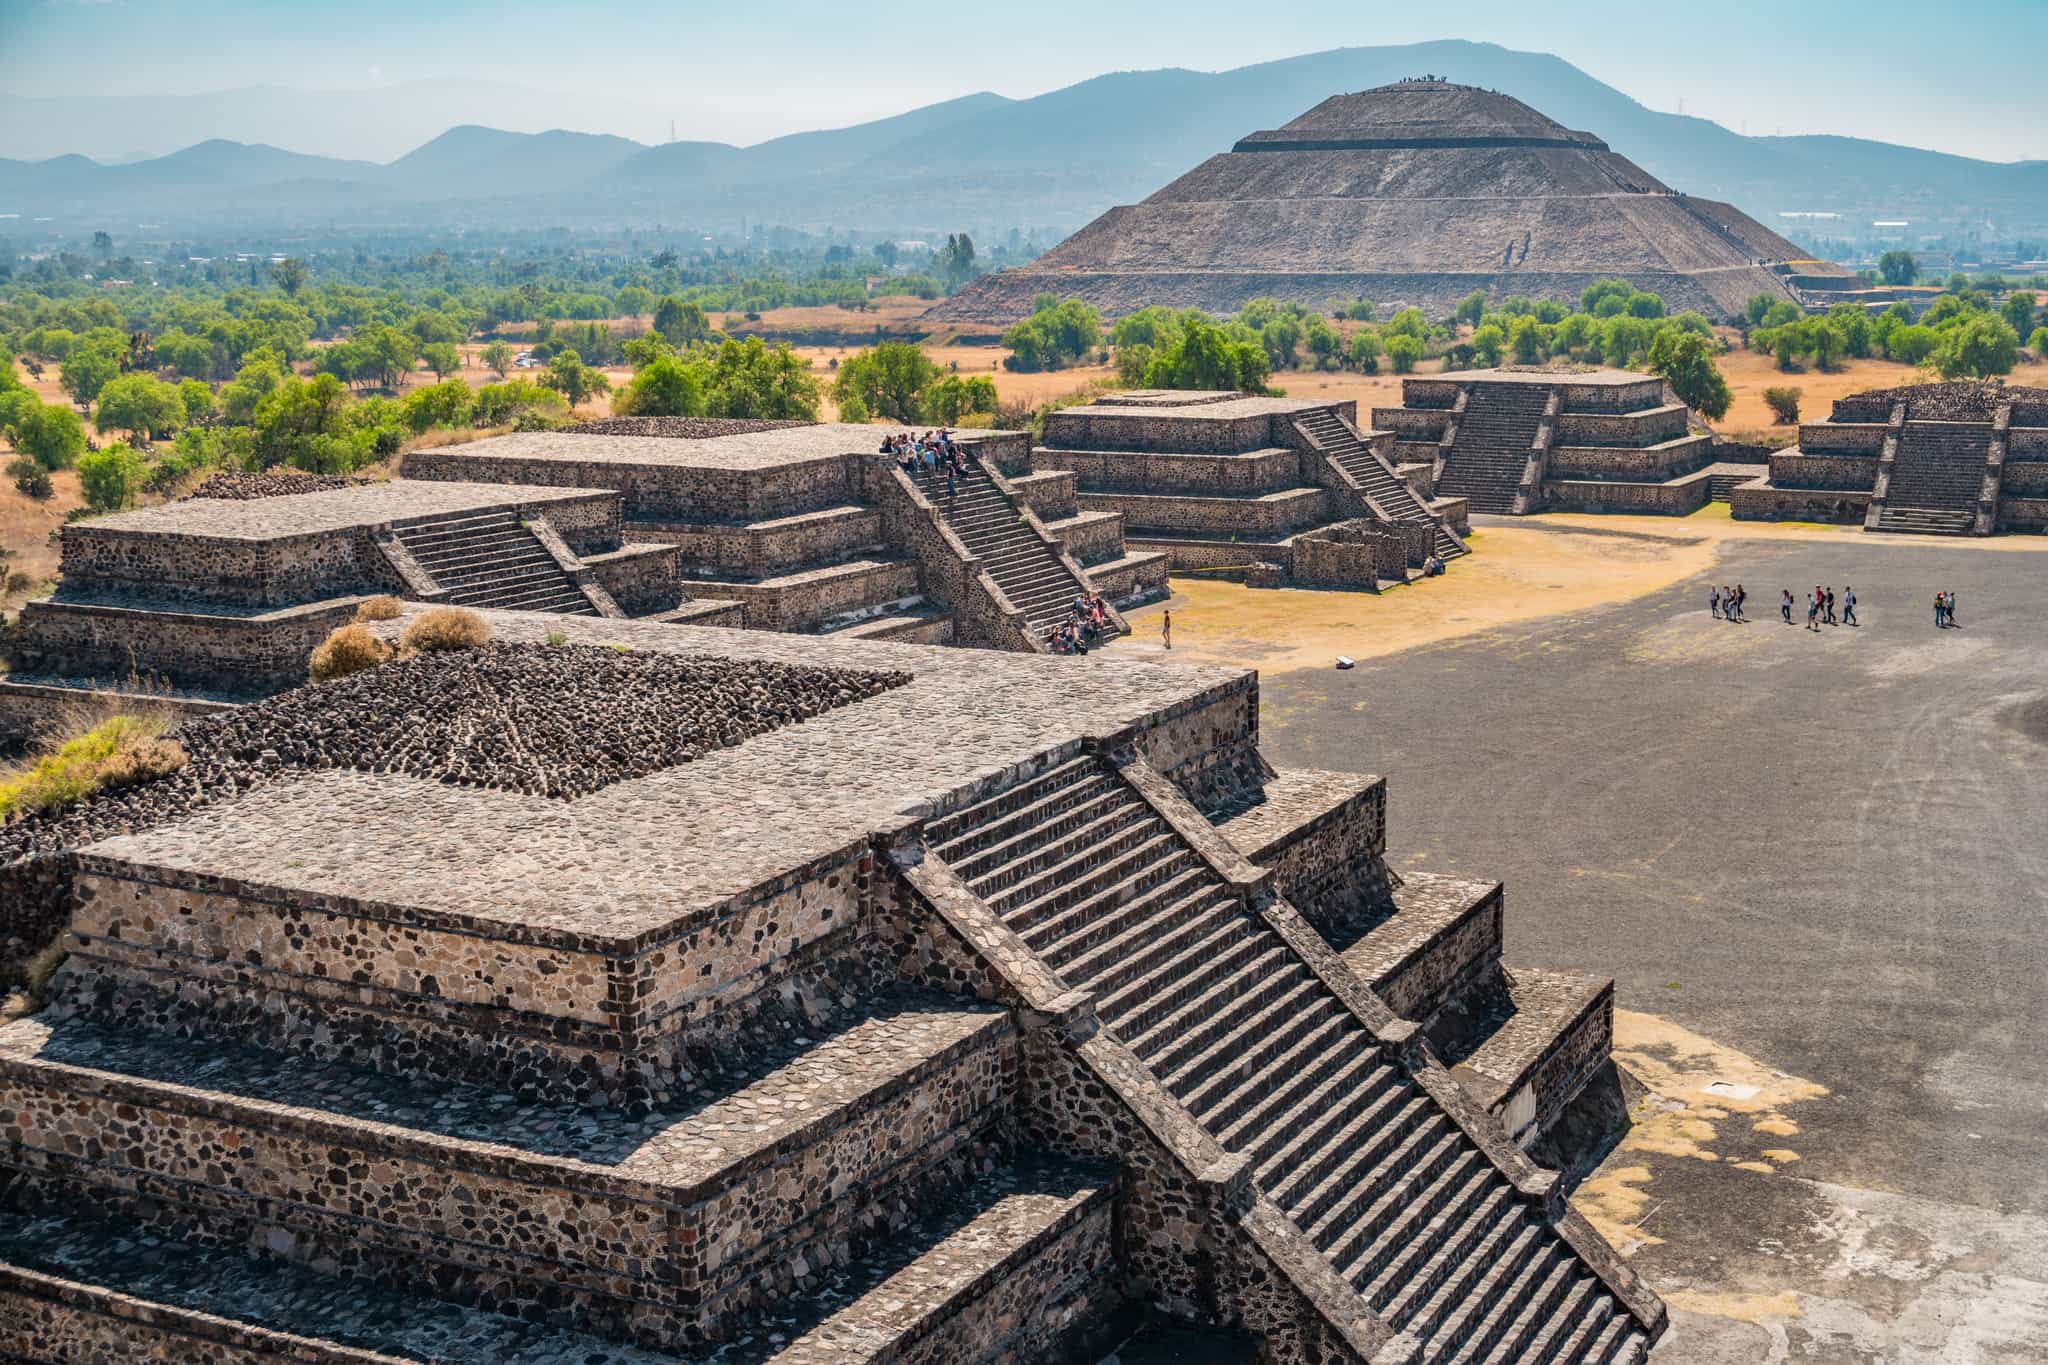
0,615,1661,1362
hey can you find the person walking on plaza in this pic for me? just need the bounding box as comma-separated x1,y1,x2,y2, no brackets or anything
1825,588,1836,625
1734,583,1747,621
1162,609,1172,651
1945,589,1958,627
1843,585,1857,626
1781,588,1794,624
1710,585,1721,620
1934,591,1946,628
1807,591,1820,631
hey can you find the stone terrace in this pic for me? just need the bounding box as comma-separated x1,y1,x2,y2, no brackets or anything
0,612,1662,1362
1731,380,2048,535
1032,391,1469,589
405,423,1170,650
1373,367,1732,518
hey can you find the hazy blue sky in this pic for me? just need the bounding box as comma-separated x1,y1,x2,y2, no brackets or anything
4,0,2043,160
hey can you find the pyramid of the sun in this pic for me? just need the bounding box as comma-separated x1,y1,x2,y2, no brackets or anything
935,80,1833,327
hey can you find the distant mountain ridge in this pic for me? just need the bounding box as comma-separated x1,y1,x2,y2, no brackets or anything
2,42,2042,242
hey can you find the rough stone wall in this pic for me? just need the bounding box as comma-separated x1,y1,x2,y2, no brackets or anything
1730,484,1870,524
1555,379,1663,413
1126,538,1276,571
1542,476,1709,515
1008,471,1079,521
1376,899,1505,1023
404,450,855,522
1079,489,1332,537
1046,448,1308,495
1997,461,2048,495
2003,428,2048,458
1235,785,1388,940
55,528,390,608
13,598,361,695
1512,989,1614,1142
583,545,684,616
1553,407,1688,447
1051,514,1127,567
1043,411,1284,456
510,494,621,554
1374,409,1451,441
1291,532,1398,589
865,463,1036,652
1796,423,1888,455
1543,437,1714,482
1768,453,1880,490
639,509,883,579
1996,495,2048,528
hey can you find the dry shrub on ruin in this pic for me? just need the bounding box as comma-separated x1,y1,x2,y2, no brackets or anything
355,595,404,622
309,624,394,682
400,607,491,653
0,714,187,820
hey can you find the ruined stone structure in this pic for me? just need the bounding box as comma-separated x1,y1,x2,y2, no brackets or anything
1371,367,1754,517
0,480,710,732
0,615,1661,1361
934,81,1846,330
1029,391,1469,586
404,422,1168,651
1731,381,2048,535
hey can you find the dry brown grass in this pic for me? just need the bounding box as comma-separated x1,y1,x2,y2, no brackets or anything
355,595,404,622
309,623,394,681
0,712,186,819
400,607,490,652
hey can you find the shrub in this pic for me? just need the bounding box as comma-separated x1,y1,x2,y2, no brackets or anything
308,623,393,681
8,458,52,500
400,607,490,653
1385,334,1425,374
0,714,186,819
355,595,403,622
21,938,68,1011
76,442,149,514
1762,386,1802,424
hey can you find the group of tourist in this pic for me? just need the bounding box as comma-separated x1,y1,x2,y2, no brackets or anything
1710,584,1748,621
1047,592,1115,655
1934,590,1960,628
883,429,973,493
1791,584,1856,630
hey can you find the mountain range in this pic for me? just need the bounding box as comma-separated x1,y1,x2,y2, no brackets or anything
4,41,2043,244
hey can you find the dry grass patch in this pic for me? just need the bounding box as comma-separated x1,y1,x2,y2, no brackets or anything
355,595,404,622
309,623,394,681
401,606,491,652
0,713,186,820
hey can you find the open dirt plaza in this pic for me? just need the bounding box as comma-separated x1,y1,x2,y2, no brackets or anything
1124,512,2048,1362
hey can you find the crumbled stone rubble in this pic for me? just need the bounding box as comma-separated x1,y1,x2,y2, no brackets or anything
564,416,815,439
183,471,375,501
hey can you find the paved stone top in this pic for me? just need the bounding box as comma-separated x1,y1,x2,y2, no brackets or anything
76,480,607,541
0,1001,998,1186
1450,367,1657,389
1447,966,1611,1107
1214,766,1380,860
1072,395,1335,420
1341,871,1499,985
443,424,1016,474
84,610,1251,946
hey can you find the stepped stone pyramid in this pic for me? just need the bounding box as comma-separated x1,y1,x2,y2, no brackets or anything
935,80,1841,328
1372,367,1734,517
0,613,1663,1362
1731,381,2048,535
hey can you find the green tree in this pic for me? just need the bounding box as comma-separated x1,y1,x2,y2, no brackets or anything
1761,386,1802,424
1142,315,1271,392
481,341,514,379
1001,297,1102,372
93,373,186,444
703,338,819,420
938,233,978,289
1455,291,1488,328
399,379,476,433
2030,326,2048,356
178,379,217,423
420,342,461,381
615,285,655,319
59,344,120,406
2003,292,2036,337
543,349,611,409
921,374,999,423
1933,315,2020,379
1885,324,1939,365
1581,278,1635,317
1383,308,1429,340
361,324,419,391
11,402,87,471
612,354,707,418
1878,250,1916,286
834,342,940,422
1305,318,1340,370
1743,294,1778,327
155,330,218,380
1384,334,1425,374
77,442,149,513
270,257,309,297
1646,330,1732,421
1508,316,1544,364
653,297,710,346
1471,323,1506,367
1346,329,1381,374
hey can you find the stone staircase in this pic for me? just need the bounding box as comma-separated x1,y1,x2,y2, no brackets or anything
922,756,1655,1364
391,509,598,614
911,462,1101,638
1295,408,1467,561
1440,386,1551,515
1873,423,1991,535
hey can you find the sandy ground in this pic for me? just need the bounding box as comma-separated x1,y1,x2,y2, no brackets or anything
1110,505,2048,676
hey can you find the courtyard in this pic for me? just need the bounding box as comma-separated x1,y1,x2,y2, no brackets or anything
1128,514,2048,1360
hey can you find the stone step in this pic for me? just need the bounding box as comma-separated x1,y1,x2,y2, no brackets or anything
1155,973,1331,1101
1331,1148,1488,1289
1463,1254,1580,1364
1102,936,1288,1050
1223,1037,1388,1169
1495,1274,1599,1364
969,806,1163,905
0,1157,1115,1365
1372,1175,1514,1316
935,772,1119,867
990,828,1184,927
1415,1220,1547,1357
1186,1002,1354,1132
1049,879,1237,995
1303,1122,1462,1254
1258,1071,1417,1200
1014,844,1204,953
1278,1093,1437,1224
0,1001,1015,1349
926,757,1098,849
1433,1234,1563,1362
